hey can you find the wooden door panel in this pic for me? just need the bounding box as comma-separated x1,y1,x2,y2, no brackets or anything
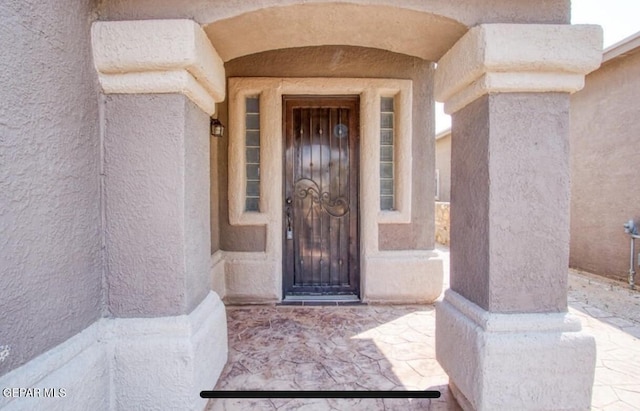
283,96,359,296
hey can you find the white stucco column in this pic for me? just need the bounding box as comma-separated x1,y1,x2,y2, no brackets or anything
92,20,227,410
434,24,602,410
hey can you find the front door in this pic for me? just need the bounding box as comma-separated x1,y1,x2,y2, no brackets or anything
283,96,360,298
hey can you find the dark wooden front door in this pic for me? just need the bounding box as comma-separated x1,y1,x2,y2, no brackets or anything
283,96,360,297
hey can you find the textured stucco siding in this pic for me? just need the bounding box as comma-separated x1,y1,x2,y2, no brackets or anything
221,45,435,252
98,0,570,29
570,49,640,282
450,96,491,310
0,0,102,375
184,96,213,312
105,94,212,316
451,93,570,313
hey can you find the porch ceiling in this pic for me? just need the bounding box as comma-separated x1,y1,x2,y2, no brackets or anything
203,3,468,62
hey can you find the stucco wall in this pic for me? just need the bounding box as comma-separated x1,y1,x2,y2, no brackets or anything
436,132,452,202
451,93,570,313
184,96,213,311
570,48,640,282
105,94,212,316
98,0,570,30
0,0,102,375
220,45,435,252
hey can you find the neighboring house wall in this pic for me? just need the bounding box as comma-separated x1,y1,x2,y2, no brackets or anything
570,35,640,282
435,130,451,246
436,130,452,202
0,0,102,376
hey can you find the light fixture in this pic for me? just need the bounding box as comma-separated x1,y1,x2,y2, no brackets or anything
210,117,225,138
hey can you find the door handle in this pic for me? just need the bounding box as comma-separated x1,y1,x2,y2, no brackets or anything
285,197,293,240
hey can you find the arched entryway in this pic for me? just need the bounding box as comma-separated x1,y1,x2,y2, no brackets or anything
90,1,602,409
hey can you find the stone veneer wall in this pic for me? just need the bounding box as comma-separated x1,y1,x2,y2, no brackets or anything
435,202,450,246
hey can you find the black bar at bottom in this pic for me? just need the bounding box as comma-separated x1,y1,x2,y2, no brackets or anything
200,390,441,399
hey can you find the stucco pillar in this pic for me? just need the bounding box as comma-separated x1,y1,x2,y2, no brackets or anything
434,24,602,410
92,20,227,410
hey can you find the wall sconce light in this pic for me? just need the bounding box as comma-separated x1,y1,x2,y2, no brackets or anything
210,118,225,138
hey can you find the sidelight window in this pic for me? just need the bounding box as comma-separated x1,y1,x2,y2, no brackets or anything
245,96,260,212
380,97,395,210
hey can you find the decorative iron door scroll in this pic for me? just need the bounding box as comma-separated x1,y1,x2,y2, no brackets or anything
283,96,360,297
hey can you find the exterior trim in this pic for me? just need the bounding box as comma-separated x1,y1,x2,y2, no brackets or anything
0,292,227,411
91,19,226,115
363,251,443,303
435,128,451,141
0,322,108,411
441,289,582,333
435,24,603,114
436,289,596,411
602,30,640,64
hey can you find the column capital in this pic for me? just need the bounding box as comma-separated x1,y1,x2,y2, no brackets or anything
435,24,602,114
91,19,225,115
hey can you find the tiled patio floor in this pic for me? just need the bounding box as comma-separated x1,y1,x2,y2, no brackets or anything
206,304,460,411
206,248,640,410
568,271,640,411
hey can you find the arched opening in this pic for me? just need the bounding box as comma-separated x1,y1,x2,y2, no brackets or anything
5,0,600,408
203,3,468,62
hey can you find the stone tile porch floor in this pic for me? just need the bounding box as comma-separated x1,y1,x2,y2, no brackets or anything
206,247,640,410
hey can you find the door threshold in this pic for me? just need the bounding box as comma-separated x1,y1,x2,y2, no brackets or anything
280,294,362,306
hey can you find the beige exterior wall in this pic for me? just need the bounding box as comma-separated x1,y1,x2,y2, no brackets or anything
570,41,640,282
217,46,436,253
435,130,452,202
214,50,444,303
435,132,451,245
100,0,570,61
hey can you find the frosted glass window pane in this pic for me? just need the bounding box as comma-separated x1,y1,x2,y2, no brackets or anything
380,113,394,129
246,147,260,164
381,97,394,112
246,164,260,180
380,129,393,145
380,196,394,211
246,113,260,130
245,198,260,212
246,97,259,113
380,163,393,179
246,181,260,197
380,146,393,162
246,130,260,147
380,179,394,195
